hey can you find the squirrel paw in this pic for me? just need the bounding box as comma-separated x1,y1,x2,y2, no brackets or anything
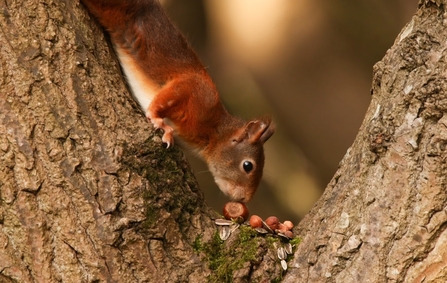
147,116,174,148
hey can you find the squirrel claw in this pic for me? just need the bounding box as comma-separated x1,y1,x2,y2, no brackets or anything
147,115,174,147
149,118,174,147
162,129,174,148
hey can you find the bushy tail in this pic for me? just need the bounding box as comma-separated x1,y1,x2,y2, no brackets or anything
80,0,160,34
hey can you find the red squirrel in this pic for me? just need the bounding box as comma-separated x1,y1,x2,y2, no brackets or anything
80,0,274,202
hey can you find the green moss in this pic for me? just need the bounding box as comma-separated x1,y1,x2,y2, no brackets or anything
265,234,302,252
192,226,303,283
265,234,280,247
192,234,204,253
201,231,225,281
289,237,302,247
121,138,204,232
195,226,260,283
238,225,258,242
142,205,158,229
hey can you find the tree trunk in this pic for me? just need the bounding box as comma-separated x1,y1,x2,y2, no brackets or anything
0,0,216,282
1,0,447,283
284,1,447,282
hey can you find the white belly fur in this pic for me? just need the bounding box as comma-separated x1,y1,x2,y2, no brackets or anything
115,46,159,112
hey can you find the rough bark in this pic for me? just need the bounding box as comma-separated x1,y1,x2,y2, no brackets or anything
284,1,447,282
0,0,217,282
2,0,447,283
0,1,287,282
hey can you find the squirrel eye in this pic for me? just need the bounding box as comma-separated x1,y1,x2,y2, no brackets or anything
242,161,253,173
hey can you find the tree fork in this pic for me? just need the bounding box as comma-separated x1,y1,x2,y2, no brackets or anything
1,0,447,282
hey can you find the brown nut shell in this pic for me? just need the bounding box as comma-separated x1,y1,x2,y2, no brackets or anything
278,223,288,233
249,215,263,228
223,202,249,223
283,220,294,231
284,230,294,238
265,216,280,231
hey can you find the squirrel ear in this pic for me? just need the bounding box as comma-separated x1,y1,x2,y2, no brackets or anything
242,117,275,144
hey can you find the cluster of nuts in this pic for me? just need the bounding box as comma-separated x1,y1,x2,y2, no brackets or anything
249,215,294,238
221,201,294,239
218,201,296,271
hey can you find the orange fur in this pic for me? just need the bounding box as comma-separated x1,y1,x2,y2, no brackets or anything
81,0,275,202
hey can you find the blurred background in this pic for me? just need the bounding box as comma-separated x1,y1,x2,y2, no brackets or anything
161,0,419,223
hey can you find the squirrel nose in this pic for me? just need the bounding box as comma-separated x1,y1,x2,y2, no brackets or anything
238,194,253,203
230,194,247,203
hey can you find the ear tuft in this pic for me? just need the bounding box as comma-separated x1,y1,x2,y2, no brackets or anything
245,117,275,144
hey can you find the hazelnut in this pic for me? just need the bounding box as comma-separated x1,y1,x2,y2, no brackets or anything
249,215,263,228
284,230,294,238
265,216,280,231
223,201,249,223
283,220,294,231
278,223,288,233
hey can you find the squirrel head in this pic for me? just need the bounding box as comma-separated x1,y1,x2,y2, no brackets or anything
205,117,275,203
